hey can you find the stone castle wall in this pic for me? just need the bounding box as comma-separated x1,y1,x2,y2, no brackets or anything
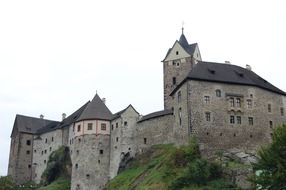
70,134,110,190
187,80,286,152
32,129,63,183
136,114,175,152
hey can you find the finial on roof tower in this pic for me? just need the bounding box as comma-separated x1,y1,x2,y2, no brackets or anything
181,21,185,34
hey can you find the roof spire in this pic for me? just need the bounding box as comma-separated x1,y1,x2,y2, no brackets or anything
181,21,184,34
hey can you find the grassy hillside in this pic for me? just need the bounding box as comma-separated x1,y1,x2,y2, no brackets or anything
107,143,240,190
38,177,70,190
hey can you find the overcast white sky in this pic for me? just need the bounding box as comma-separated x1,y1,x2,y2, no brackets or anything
1,0,286,176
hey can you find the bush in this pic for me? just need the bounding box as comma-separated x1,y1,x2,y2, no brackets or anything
0,176,14,190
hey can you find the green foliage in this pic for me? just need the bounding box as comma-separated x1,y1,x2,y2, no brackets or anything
38,177,70,190
0,176,14,190
42,146,71,184
252,124,286,190
107,140,237,190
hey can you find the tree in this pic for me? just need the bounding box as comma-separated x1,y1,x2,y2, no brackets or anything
253,124,286,189
0,176,15,190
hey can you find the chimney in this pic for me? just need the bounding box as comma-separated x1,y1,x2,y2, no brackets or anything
246,64,252,71
225,61,231,64
62,113,66,121
40,114,44,119
102,98,106,104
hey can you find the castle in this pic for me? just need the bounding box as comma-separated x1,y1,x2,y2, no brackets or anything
8,30,286,190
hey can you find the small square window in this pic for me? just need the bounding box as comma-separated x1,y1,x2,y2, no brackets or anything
99,150,103,155
268,104,272,112
230,116,235,124
26,140,31,146
144,138,147,144
280,107,284,116
87,123,93,130
204,96,210,104
205,112,211,122
28,164,31,168
215,89,221,97
269,120,273,128
101,123,106,131
124,121,128,126
230,98,235,107
248,117,254,125
237,116,241,124
176,51,179,55
247,99,252,108
172,77,176,85
111,124,114,130
26,150,30,155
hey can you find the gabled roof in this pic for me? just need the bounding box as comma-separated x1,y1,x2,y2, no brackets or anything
163,33,198,61
35,101,90,134
76,94,113,121
11,115,58,137
170,61,286,96
137,109,173,123
112,104,139,120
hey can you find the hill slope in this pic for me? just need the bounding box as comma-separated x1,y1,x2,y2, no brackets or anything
106,143,241,190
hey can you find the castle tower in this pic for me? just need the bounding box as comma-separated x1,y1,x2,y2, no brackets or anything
69,94,112,190
162,29,202,109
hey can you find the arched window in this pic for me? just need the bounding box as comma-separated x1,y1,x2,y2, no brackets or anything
215,89,221,97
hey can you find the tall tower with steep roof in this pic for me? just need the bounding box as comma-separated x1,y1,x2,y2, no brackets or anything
162,30,202,109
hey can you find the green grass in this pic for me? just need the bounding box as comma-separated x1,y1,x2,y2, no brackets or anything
107,143,242,190
38,177,70,190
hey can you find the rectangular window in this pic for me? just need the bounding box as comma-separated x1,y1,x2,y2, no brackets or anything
26,140,31,146
116,137,119,142
236,116,241,124
248,117,254,125
51,137,54,142
144,138,147,144
247,99,252,108
178,91,181,103
205,112,211,122
281,107,284,116
179,108,182,126
101,123,106,131
77,125,81,132
172,77,176,85
26,150,30,155
111,124,114,130
87,123,93,130
73,126,75,132
236,98,241,107
45,138,47,143
116,123,118,128
230,98,235,107
204,96,210,104
99,150,103,155
230,116,235,124
124,121,128,126
268,104,272,112
269,120,273,128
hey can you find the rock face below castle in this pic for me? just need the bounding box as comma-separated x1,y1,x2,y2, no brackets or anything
7,32,286,189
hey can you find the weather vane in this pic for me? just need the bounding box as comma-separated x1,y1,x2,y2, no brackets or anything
182,21,185,34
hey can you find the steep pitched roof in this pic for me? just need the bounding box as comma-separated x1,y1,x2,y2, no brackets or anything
35,101,90,134
170,61,286,96
11,115,58,136
163,33,198,61
76,94,113,121
137,109,173,123
112,104,140,120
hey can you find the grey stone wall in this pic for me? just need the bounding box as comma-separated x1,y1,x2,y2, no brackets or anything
70,134,110,190
32,129,63,184
109,106,139,179
186,80,286,152
135,114,175,152
8,132,33,184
